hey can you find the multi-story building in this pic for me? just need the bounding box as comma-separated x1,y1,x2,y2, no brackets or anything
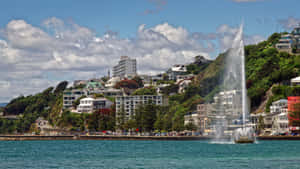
167,64,187,81
184,104,212,133
63,89,87,109
184,112,200,127
272,105,289,134
77,97,113,113
212,90,243,121
115,95,165,121
275,34,294,53
270,99,288,114
113,56,137,78
275,25,300,53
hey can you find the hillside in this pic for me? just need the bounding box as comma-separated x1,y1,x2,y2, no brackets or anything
190,32,300,112
1,32,300,134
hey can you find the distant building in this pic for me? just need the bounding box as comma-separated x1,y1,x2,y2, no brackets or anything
167,64,187,81
113,56,137,78
73,80,88,87
115,95,165,122
270,99,288,114
288,96,300,133
291,76,300,86
275,25,300,53
275,34,294,53
212,90,244,122
77,97,113,113
272,106,289,134
63,89,87,109
197,104,212,132
105,77,121,88
184,104,212,133
85,81,104,91
184,112,200,128
292,25,300,52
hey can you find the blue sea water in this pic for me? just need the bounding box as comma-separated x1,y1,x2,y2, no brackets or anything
0,140,300,169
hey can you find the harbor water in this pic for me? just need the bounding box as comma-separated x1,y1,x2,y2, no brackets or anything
1,140,300,169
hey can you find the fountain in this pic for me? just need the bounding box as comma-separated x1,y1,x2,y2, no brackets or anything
212,23,254,143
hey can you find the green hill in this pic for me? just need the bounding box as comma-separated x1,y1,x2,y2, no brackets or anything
189,32,300,112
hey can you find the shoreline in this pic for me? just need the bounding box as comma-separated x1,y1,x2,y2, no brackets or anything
1,135,300,141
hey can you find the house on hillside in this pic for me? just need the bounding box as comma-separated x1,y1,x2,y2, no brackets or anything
77,97,113,113
291,76,300,86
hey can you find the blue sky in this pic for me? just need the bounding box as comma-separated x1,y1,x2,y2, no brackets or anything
0,0,299,102
0,0,299,38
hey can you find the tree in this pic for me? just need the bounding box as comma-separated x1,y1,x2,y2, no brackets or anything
132,76,144,88
258,115,265,134
132,87,157,95
54,81,68,95
72,95,86,109
114,80,139,89
185,122,197,131
116,105,126,130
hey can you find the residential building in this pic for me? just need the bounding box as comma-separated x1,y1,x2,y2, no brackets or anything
63,89,87,109
105,77,121,88
77,97,113,113
85,81,104,91
176,74,194,83
212,90,244,122
151,74,164,83
275,25,300,53
88,88,123,97
73,80,88,87
115,95,165,121
184,104,212,133
184,112,200,127
197,104,212,133
155,84,170,94
272,106,289,134
275,34,294,53
176,78,193,94
113,56,137,78
288,96,300,133
291,76,300,86
270,99,288,114
167,64,187,81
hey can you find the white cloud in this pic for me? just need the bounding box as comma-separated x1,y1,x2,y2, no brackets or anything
0,18,264,102
278,17,300,30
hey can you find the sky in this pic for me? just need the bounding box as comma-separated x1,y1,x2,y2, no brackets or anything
0,0,300,102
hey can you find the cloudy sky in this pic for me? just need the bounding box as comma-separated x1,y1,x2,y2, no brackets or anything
0,0,299,102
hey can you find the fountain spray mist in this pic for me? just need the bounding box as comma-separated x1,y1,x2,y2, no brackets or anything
212,23,254,143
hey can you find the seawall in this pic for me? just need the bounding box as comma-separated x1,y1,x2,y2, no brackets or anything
1,135,300,141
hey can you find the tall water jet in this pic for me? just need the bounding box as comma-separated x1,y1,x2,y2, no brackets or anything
211,23,254,143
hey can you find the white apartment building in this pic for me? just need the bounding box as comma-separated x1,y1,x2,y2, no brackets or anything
115,95,164,121
270,99,288,114
113,56,137,78
272,106,289,134
275,34,294,53
77,97,113,113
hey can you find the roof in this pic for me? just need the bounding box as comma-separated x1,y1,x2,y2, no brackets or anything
291,76,300,83
81,97,94,101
